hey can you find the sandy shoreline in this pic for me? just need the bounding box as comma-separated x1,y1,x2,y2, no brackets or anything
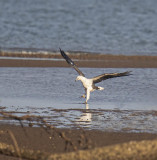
0,52,157,68
0,51,157,159
0,124,157,160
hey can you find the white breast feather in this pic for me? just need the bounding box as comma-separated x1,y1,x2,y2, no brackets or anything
81,78,93,90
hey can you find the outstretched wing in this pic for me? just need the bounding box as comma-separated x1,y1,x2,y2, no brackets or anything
92,71,132,84
60,48,85,77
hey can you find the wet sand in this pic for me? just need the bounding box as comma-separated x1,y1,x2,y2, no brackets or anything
0,52,157,68
0,124,157,160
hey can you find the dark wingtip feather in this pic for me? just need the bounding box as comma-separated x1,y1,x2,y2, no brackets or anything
59,48,85,76
59,47,62,53
59,48,74,66
59,48,65,58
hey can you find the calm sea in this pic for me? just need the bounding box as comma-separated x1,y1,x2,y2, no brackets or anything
0,68,157,132
0,0,157,55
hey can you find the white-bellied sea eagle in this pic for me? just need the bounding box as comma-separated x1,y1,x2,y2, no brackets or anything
60,48,131,104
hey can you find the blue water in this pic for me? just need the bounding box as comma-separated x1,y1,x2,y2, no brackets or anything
0,68,157,133
0,0,157,55
0,68,156,110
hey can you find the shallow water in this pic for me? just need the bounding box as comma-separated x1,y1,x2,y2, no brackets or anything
0,0,157,55
0,67,157,133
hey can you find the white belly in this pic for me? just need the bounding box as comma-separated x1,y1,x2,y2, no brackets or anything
81,78,93,90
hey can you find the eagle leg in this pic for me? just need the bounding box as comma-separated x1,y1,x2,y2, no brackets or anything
85,89,90,104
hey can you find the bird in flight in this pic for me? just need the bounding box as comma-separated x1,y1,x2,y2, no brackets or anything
60,48,131,104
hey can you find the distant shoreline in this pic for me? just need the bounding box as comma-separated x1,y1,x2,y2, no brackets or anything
0,50,157,68
0,51,157,68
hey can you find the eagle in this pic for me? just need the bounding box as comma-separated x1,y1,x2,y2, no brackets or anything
60,48,131,103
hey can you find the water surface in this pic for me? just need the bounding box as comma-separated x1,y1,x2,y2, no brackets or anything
0,0,157,55
0,68,157,133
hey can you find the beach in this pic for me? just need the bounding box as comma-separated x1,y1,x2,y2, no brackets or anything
0,53,157,159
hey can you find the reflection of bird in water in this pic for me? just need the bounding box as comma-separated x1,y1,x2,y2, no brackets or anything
85,103,89,109
76,104,92,126
60,48,132,104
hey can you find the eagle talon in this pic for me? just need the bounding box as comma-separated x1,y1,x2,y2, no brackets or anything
81,94,86,98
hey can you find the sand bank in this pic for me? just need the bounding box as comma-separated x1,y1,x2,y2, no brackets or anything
0,124,157,160
0,51,157,68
